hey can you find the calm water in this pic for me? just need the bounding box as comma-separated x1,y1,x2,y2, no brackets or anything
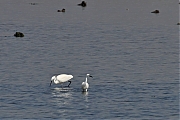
0,0,179,119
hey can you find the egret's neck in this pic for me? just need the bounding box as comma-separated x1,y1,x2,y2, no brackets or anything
85,77,88,83
54,76,59,84
54,76,58,82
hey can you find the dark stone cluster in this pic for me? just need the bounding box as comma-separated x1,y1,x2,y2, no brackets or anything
14,32,24,37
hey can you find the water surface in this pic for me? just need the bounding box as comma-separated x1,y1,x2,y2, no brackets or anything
0,0,179,119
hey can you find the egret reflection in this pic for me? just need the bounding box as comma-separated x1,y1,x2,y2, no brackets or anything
51,87,72,107
82,91,88,96
82,91,89,102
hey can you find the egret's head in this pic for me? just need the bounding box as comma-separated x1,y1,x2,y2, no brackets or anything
50,76,56,86
87,74,93,78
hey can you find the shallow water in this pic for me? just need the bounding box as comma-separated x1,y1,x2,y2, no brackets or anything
0,0,179,119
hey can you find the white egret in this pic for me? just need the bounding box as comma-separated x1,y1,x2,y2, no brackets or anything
82,74,93,92
50,74,73,87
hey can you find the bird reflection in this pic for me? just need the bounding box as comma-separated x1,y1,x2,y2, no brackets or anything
51,87,72,109
50,87,74,116
82,91,89,102
82,91,88,96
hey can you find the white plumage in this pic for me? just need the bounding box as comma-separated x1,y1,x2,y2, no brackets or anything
50,74,73,87
82,74,93,92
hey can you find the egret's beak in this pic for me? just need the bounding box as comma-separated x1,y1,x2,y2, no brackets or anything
89,75,93,78
49,81,52,86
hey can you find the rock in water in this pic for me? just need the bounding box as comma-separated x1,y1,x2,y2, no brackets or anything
14,32,24,37
151,10,159,13
57,8,65,12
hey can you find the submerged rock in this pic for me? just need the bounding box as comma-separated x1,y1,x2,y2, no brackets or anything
78,1,87,7
151,10,159,13
14,32,24,37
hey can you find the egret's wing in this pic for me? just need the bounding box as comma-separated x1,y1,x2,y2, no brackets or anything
82,82,86,89
82,82,89,89
86,83,89,88
56,74,73,82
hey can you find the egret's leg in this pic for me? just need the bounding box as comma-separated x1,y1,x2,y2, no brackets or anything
82,89,88,92
68,81,71,87
49,81,52,87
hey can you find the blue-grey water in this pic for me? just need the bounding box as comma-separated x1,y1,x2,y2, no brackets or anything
0,0,179,119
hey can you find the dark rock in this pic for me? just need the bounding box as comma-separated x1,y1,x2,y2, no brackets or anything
78,1,87,7
57,8,65,12
14,32,24,37
151,10,159,13
30,3,38,5
177,23,180,25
